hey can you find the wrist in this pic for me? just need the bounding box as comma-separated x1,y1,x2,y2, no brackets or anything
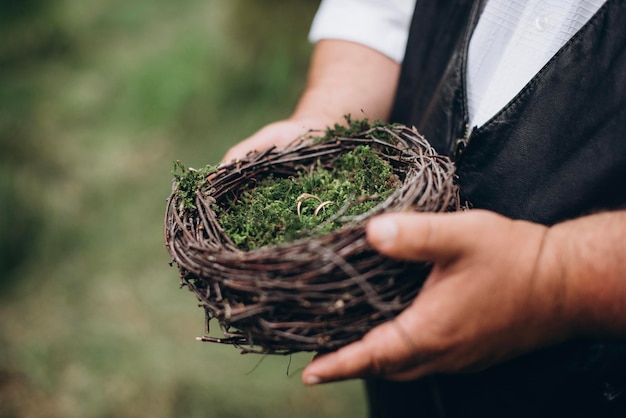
531,225,579,341
539,213,626,339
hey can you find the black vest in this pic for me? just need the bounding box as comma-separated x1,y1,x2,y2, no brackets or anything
367,1,626,417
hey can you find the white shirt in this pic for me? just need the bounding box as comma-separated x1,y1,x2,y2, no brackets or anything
309,0,606,128
308,0,416,64
467,0,605,127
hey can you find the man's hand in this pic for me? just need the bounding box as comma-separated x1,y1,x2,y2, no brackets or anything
222,118,327,163
302,210,579,384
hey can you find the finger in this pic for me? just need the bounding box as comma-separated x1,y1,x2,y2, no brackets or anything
302,318,423,385
222,121,313,163
222,129,279,163
365,211,489,263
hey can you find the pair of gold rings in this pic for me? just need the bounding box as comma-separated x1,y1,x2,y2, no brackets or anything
296,193,336,217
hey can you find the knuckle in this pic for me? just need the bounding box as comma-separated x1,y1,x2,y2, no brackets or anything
367,349,390,376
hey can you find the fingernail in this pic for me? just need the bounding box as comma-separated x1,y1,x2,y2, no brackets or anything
304,375,321,385
368,217,398,248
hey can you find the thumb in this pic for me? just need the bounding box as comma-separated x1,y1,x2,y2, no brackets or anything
366,212,479,263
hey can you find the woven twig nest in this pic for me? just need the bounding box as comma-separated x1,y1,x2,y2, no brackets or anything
164,121,461,354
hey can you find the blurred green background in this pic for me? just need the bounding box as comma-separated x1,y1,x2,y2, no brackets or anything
0,0,367,416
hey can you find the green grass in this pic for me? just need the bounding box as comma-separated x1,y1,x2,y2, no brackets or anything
0,0,367,416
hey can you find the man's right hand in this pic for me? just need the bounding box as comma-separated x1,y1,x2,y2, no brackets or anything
221,118,329,163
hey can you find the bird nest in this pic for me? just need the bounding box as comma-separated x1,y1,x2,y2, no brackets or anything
164,120,462,354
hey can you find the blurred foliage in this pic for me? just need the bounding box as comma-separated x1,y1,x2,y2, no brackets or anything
0,0,72,279
0,0,367,417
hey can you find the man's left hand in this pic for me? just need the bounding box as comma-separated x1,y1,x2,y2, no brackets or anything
302,210,573,384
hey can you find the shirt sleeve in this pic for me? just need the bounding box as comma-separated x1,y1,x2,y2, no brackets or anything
308,0,416,63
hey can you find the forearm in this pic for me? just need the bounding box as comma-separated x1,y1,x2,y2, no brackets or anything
223,39,401,162
291,39,401,125
545,210,626,338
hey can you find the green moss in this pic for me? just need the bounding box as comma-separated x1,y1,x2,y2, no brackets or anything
216,145,400,251
171,117,403,251
317,115,398,143
172,160,217,210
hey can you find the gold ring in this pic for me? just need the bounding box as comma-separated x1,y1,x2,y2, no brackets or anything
296,193,322,216
313,201,336,216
